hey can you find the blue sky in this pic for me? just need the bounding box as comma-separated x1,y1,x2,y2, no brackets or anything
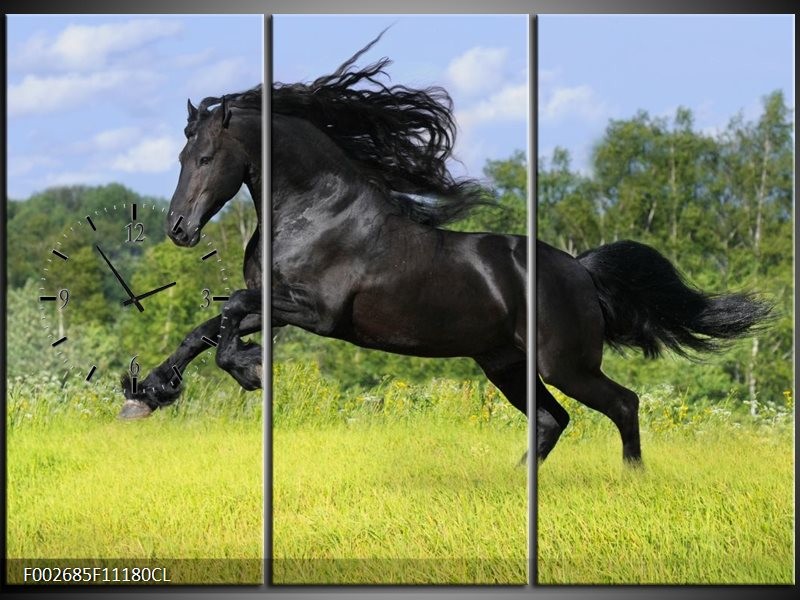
7,15,263,200
273,15,529,180
7,14,528,201
8,15,792,199
539,15,794,173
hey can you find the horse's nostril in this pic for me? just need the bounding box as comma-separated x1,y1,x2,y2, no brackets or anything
169,223,194,246
171,224,186,239
170,215,187,238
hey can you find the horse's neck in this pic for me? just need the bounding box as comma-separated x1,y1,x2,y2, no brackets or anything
236,114,262,224
277,180,432,257
245,166,262,224
242,165,263,287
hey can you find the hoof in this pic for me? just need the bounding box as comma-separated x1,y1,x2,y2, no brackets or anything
118,399,154,420
623,456,645,469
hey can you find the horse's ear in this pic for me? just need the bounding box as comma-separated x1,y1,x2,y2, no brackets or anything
187,99,198,121
221,96,232,129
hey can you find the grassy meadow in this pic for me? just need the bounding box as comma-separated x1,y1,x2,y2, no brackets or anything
537,388,794,585
271,362,529,585
6,376,264,585
8,362,792,586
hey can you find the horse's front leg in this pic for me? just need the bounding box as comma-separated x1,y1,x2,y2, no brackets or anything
216,288,263,390
272,280,335,334
119,312,260,418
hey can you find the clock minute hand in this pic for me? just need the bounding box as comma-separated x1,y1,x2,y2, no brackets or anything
94,244,144,313
122,281,177,307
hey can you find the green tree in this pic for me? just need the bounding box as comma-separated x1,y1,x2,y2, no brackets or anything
714,91,793,411
7,184,169,287
538,91,793,410
6,280,67,378
451,150,527,235
538,147,601,253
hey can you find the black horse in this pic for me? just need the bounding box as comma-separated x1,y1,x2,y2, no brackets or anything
272,38,769,466
122,35,769,468
120,89,264,418
537,239,770,464
270,37,528,433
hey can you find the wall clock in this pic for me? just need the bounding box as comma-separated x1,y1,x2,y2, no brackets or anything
37,201,233,399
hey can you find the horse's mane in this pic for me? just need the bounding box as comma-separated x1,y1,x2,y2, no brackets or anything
186,85,263,138
271,31,487,227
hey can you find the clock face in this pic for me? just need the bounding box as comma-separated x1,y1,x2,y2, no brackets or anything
37,202,233,392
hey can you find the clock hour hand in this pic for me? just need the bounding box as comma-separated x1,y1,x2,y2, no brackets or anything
122,281,177,307
94,244,144,312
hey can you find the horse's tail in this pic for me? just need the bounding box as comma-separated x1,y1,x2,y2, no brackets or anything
577,240,772,358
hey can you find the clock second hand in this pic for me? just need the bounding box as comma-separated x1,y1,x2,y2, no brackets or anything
95,244,144,312
122,281,177,307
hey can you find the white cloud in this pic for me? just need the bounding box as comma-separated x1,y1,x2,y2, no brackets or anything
92,127,142,150
8,69,162,117
11,129,181,192
446,47,509,95
8,71,130,117
538,68,561,86
170,48,216,69
46,169,109,187
110,135,182,173
8,155,59,177
188,57,253,99
12,19,183,72
70,126,141,154
540,84,607,123
457,83,529,131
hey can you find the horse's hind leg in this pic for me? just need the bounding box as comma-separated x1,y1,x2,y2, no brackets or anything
475,357,571,465
474,357,530,464
537,377,570,462
476,357,527,414
555,371,641,464
216,288,263,390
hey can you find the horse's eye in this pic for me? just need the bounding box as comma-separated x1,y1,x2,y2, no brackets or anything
199,156,212,166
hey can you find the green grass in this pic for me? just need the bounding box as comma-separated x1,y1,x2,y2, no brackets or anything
9,366,792,586
6,378,263,584
272,423,528,584
537,391,794,585
271,361,529,585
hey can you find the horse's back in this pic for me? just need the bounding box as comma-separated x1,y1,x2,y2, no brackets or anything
536,240,604,383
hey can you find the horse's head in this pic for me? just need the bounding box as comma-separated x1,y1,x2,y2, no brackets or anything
168,96,248,247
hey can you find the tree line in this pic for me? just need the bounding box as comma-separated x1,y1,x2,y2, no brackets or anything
7,90,791,411
538,90,792,410
6,184,254,381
